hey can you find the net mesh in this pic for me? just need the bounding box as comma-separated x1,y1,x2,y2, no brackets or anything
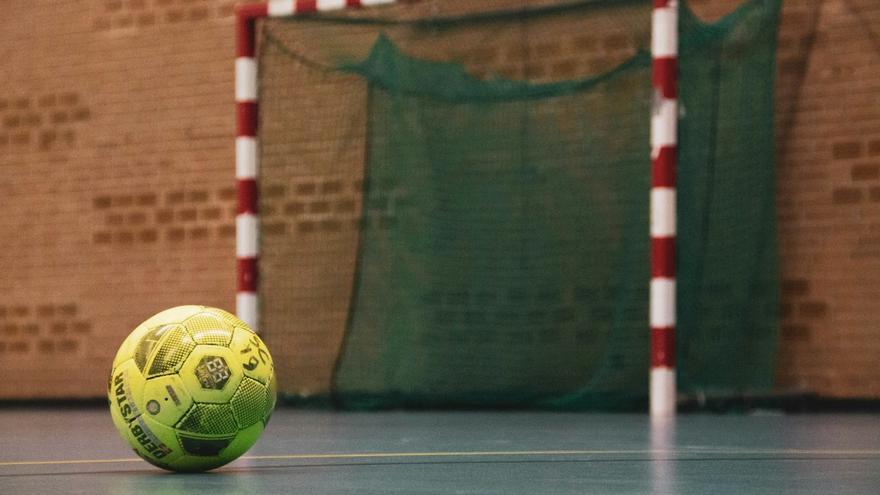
257,0,781,409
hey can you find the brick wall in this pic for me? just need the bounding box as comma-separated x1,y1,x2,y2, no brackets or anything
1,0,877,399
0,0,239,398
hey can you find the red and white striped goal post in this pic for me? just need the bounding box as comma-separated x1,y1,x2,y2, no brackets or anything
233,0,397,332
234,0,678,416
650,0,678,417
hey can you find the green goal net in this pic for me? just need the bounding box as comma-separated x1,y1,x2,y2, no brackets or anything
257,0,781,409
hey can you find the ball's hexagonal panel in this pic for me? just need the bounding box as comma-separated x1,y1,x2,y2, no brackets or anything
112,306,204,369
230,377,270,429
229,327,274,385
108,359,147,427
184,312,234,346
180,346,242,403
176,402,239,436
145,325,196,377
195,355,231,390
142,374,194,428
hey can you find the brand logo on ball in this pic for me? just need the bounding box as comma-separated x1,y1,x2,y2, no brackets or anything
113,371,140,421
146,400,161,415
194,355,231,389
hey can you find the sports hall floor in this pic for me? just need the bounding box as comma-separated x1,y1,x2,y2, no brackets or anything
1,407,879,494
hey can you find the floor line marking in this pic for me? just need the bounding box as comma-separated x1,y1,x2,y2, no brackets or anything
2,448,880,467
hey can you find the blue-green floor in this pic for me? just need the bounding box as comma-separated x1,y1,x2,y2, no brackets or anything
1,408,879,494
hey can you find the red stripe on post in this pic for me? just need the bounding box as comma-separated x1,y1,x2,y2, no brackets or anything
347,0,363,7
237,102,258,137
296,0,318,13
651,326,675,367
235,3,268,58
651,237,675,278
235,3,269,19
653,0,671,7
238,179,258,215
237,257,259,292
652,146,676,187
652,57,677,99
235,18,256,58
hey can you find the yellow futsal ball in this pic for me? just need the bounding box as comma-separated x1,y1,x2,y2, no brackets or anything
108,306,276,472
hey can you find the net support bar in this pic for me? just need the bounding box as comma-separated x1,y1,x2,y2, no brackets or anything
650,0,678,417
234,0,398,331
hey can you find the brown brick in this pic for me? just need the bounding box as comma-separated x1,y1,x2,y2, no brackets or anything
534,42,560,58
166,9,185,23
524,62,545,78
136,193,157,206
72,322,91,334
167,228,185,241
799,301,828,319
94,196,112,209
189,7,210,21
138,229,158,243
572,35,597,51
603,34,629,51
832,141,862,160
851,163,880,181
263,222,287,235
465,46,497,65
217,187,237,201
156,209,174,223
137,13,156,26
870,187,880,202
166,191,186,205
218,225,236,238
296,183,317,195
297,221,316,233
106,213,124,226
201,208,221,220
264,184,286,198
58,304,76,317
309,201,330,214
336,199,356,213
188,227,209,240
93,231,112,244
284,201,305,215
127,212,147,225
832,187,862,205
781,279,809,296
781,324,811,342
779,302,793,319
552,59,577,78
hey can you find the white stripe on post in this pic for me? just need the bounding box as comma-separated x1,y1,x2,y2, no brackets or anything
317,0,347,11
650,188,676,237
650,368,676,416
650,278,676,328
236,137,259,179
651,7,678,57
235,58,258,102
268,0,295,16
651,98,677,151
236,214,260,258
236,292,259,331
